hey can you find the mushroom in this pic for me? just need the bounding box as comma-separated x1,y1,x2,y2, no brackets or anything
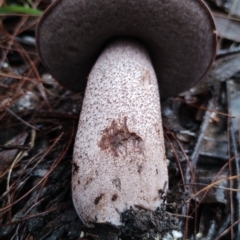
37,0,217,226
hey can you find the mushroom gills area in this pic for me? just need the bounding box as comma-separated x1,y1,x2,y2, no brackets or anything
72,38,168,226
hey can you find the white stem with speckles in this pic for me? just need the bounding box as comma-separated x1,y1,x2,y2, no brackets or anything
72,39,168,226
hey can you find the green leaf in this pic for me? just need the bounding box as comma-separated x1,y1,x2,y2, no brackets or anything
0,5,42,16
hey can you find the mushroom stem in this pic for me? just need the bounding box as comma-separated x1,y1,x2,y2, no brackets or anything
72,38,168,226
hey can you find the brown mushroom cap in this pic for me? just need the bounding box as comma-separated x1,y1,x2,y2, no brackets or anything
37,0,217,98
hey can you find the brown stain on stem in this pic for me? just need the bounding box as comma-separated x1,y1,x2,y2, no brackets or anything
99,117,143,156
94,193,104,205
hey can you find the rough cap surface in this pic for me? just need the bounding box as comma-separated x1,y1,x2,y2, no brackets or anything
37,0,217,98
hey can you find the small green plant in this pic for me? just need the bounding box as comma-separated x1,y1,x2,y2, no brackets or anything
0,5,42,16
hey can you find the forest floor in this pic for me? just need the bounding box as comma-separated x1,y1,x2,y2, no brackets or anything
0,0,240,239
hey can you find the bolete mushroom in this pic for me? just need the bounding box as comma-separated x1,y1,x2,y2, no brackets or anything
37,0,217,226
